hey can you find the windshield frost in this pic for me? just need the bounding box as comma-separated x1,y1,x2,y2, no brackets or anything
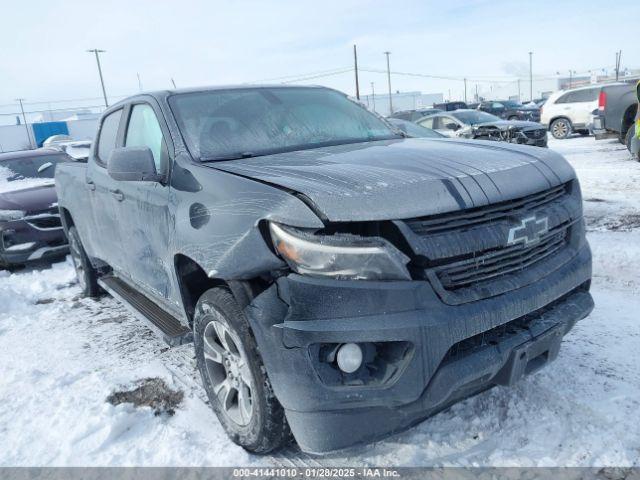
169,87,400,160
452,110,502,125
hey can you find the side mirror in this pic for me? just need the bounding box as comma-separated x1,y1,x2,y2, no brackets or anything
107,147,162,182
445,122,460,131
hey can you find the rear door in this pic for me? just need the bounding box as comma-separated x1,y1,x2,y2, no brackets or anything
112,100,173,300
83,108,125,266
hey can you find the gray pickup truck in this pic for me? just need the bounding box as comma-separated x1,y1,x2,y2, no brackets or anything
592,81,638,148
56,85,594,454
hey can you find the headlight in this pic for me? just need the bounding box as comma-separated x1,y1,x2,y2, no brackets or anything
269,222,411,280
0,210,25,222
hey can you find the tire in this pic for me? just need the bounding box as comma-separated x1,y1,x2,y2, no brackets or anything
194,287,291,454
67,226,100,297
550,118,572,139
626,127,639,161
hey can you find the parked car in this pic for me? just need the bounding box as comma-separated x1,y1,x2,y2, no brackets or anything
591,82,637,145
0,149,70,268
477,100,541,122
388,108,442,122
540,85,604,139
43,135,92,162
418,109,548,147
386,118,445,138
433,101,468,111
56,85,593,454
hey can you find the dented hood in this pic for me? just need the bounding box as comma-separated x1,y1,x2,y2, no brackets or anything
209,138,576,222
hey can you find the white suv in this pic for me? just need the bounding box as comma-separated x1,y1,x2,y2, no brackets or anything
541,86,601,139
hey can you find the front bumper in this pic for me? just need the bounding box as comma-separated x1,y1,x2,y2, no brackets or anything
246,244,593,453
0,216,68,267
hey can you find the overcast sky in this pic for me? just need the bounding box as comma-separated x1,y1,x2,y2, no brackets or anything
0,0,637,108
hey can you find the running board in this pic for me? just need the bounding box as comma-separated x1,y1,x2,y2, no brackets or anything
98,275,192,347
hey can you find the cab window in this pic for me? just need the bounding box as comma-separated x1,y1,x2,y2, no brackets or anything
97,109,123,166
125,104,167,172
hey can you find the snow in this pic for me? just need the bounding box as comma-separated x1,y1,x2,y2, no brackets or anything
0,165,55,194
0,136,639,467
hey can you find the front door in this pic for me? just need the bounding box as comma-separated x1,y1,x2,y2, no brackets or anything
111,101,173,301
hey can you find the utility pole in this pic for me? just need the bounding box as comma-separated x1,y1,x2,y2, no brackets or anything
569,70,575,89
87,49,108,107
137,73,143,92
370,82,376,112
475,84,479,102
171,78,177,89
615,50,622,81
15,98,33,149
463,78,467,103
384,51,393,114
517,79,521,102
353,45,360,100
528,51,533,101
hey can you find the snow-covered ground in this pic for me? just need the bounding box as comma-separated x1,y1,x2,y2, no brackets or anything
1,136,639,467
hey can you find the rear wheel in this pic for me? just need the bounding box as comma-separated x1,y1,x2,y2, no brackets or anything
67,226,100,297
550,118,572,139
194,287,291,453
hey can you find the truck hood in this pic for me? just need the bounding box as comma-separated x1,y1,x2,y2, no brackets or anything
0,183,58,212
208,138,575,222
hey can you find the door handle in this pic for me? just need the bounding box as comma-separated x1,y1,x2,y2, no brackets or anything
86,181,96,191
109,189,124,201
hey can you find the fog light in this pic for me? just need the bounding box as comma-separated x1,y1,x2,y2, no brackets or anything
336,343,363,373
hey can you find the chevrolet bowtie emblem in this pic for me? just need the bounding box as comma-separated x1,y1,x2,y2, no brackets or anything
507,216,549,246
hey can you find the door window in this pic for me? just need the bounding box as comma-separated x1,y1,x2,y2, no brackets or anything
97,109,123,165
419,116,435,129
125,104,167,172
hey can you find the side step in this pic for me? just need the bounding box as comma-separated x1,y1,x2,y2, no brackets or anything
98,275,193,347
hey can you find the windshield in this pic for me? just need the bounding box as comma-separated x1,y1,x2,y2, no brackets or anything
169,87,401,160
451,110,502,125
502,100,523,109
0,153,67,182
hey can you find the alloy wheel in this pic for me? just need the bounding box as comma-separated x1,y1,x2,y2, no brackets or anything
552,120,569,138
203,320,254,426
69,234,86,291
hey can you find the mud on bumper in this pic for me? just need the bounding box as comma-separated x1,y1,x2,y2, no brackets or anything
246,245,593,453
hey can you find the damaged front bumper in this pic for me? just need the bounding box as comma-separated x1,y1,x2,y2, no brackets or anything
246,244,593,453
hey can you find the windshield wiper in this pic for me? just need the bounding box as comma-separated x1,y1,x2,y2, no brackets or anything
200,152,256,162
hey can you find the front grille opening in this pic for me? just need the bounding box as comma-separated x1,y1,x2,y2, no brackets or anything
27,215,62,229
406,182,570,236
311,341,413,387
435,223,571,290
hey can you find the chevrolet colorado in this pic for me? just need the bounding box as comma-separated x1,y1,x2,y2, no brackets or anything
56,85,593,454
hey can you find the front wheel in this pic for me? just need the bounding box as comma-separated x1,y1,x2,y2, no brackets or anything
194,287,291,454
67,226,100,297
550,118,572,139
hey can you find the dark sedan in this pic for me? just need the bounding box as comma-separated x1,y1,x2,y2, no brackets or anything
478,100,541,122
418,110,548,147
0,149,70,267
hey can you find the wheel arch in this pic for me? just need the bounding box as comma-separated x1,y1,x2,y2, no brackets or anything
621,104,637,136
173,253,268,327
